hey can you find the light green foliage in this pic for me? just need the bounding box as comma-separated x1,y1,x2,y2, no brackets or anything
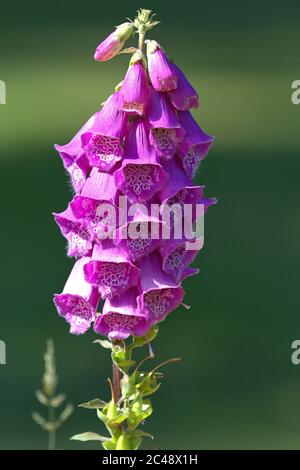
71,326,181,450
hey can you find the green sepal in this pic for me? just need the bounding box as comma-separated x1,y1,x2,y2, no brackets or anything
93,339,112,350
79,398,107,409
131,326,159,349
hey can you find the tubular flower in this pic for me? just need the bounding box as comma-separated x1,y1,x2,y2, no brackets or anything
54,114,97,193
137,251,184,324
148,89,184,159
168,63,200,111
177,111,215,178
146,40,178,92
93,288,149,340
70,169,118,242
54,257,100,335
53,17,215,341
114,120,169,202
53,206,93,257
94,22,134,62
83,241,140,299
119,53,150,116
81,92,127,172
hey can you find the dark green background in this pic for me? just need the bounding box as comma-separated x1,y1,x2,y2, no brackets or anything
1,0,300,449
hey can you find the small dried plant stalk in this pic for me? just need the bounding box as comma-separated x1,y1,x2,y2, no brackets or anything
32,339,74,450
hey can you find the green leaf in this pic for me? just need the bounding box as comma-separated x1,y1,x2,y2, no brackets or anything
70,432,110,442
50,393,66,407
79,398,107,409
93,339,112,350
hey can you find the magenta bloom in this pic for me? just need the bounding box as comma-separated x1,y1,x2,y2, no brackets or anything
177,111,214,178
148,89,184,159
160,238,200,284
53,205,92,257
54,31,216,340
114,120,168,202
54,257,100,335
94,22,134,62
137,252,184,324
168,63,199,111
147,40,178,92
119,55,150,116
94,288,149,340
70,168,118,242
81,92,127,172
55,114,97,193
84,241,140,299
114,210,164,262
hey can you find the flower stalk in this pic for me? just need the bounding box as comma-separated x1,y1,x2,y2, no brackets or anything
72,326,181,450
54,7,216,450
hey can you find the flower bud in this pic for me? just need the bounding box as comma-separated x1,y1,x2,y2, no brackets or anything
94,22,134,62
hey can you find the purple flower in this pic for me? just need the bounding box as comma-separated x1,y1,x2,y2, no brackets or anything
137,251,184,324
55,114,97,193
114,209,164,262
94,22,134,62
53,205,93,257
81,92,127,172
160,238,200,284
84,241,140,299
148,89,184,159
158,156,217,220
177,111,214,178
119,53,150,116
54,30,216,341
114,120,169,202
54,257,100,334
168,63,199,111
70,168,118,242
94,288,149,340
146,40,178,92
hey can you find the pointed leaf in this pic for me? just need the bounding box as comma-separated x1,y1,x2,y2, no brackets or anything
79,398,107,409
70,432,110,442
93,339,112,350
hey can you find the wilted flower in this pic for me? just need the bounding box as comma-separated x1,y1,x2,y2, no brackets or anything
94,22,134,62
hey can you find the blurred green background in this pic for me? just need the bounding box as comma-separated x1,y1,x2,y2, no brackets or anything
1,0,300,450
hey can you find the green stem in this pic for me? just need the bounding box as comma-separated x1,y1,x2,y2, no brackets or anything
48,405,56,450
112,361,121,403
138,29,146,52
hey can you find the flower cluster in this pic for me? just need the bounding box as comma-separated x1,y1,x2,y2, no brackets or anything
53,17,215,341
